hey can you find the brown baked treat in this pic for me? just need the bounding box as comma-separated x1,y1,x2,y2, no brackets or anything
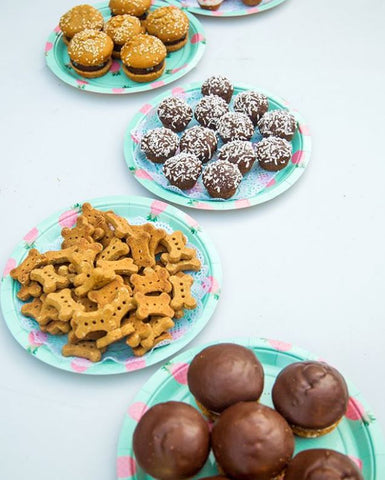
121,34,166,83
272,361,349,438
258,109,297,141
109,0,151,20
256,137,292,172
163,153,202,190
242,0,262,6
104,14,143,58
157,97,193,132
68,29,114,78
202,161,242,199
217,112,254,143
146,6,189,52
212,402,295,480
194,95,229,130
197,0,223,10
133,401,210,480
218,140,257,175
233,91,269,125
180,126,217,163
201,75,233,103
59,4,104,45
285,449,364,480
187,343,264,418
141,127,179,163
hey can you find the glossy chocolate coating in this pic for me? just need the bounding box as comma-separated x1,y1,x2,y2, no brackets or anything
133,401,210,480
284,449,363,480
272,361,349,429
212,402,295,480
187,343,264,414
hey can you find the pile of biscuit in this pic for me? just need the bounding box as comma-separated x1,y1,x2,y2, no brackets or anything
59,2,190,82
11,203,201,362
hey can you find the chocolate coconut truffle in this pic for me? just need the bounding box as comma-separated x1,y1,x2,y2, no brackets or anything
258,109,297,141
133,401,210,480
272,361,349,438
256,137,292,172
180,126,217,163
104,14,143,58
146,6,189,52
158,97,193,132
59,4,104,45
188,343,264,418
285,449,363,480
202,161,242,199
218,140,257,175
141,127,179,163
212,402,295,480
217,112,254,143
201,75,234,103
233,91,269,125
163,153,202,190
194,95,229,130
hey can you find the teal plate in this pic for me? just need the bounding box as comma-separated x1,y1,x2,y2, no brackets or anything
0,196,221,375
45,2,206,94
117,338,385,479
178,0,289,18
124,81,311,210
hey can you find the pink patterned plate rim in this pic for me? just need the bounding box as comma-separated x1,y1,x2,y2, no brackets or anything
176,0,288,18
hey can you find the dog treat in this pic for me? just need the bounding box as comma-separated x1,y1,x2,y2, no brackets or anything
161,254,202,275
97,237,130,261
73,264,116,297
170,273,197,311
62,341,105,363
43,320,71,335
30,265,70,294
105,211,133,238
10,249,47,285
131,223,166,259
161,231,195,263
97,258,138,275
45,288,85,322
61,216,95,248
17,282,42,301
88,277,126,306
131,267,171,295
126,229,155,268
134,292,174,320
132,332,172,356
96,321,136,349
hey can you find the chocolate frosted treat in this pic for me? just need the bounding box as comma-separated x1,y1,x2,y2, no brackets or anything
163,153,202,190
133,401,210,480
212,402,295,480
158,96,193,132
234,91,269,125
188,343,264,418
272,361,349,438
141,127,179,163
258,109,297,141
256,137,292,172
218,140,257,175
217,112,254,143
201,75,234,103
285,449,364,480
202,161,242,199
180,126,217,163
194,95,229,130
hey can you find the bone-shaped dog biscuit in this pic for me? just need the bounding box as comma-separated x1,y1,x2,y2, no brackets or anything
17,282,42,301
61,216,95,248
97,237,129,262
73,264,116,297
62,340,105,362
30,265,70,294
96,258,138,275
10,249,47,285
161,231,195,263
161,255,201,275
126,230,155,268
134,292,174,320
46,288,85,322
170,273,197,311
131,267,171,295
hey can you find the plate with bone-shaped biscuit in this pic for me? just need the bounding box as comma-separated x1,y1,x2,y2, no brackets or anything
1,196,221,374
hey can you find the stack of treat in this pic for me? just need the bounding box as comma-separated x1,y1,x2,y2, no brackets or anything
131,343,363,480
197,0,262,11
11,203,201,362
59,2,190,82
140,74,298,199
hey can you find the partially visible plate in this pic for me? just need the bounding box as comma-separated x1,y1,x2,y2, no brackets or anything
117,338,385,479
179,0,289,17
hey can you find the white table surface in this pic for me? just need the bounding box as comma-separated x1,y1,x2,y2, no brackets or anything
1,0,384,478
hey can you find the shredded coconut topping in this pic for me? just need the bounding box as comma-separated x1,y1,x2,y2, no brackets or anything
194,95,229,130
258,110,297,139
163,153,202,185
141,127,179,159
158,96,193,131
234,91,269,123
180,126,217,162
217,112,254,142
218,140,256,170
201,75,234,102
255,137,292,166
202,161,242,194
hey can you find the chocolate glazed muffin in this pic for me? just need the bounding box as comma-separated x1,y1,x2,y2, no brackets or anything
158,97,193,132
180,126,218,163
258,110,297,141
163,153,202,190
202,161,242,199
187,343,264,419
272,361,349,438
140,127,179,163
233,90,269,125
256,137,292,172
212,402,295,480
217,112,255,143
194,95,229,130
201,75,234,103
284,449,363,480
218,140,257,175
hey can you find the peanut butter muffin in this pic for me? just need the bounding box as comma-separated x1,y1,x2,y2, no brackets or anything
104,14,143,58
59,5,104,45
163,153,202,190
258,110,297,141
141,127,179,163
109,0,151,20
202,161,242,199
234,91,269,125
201,75,234,103
218,140,257,175
194,95,229,130
256,137,292,172
146,6,189,52
217,112,254,143
121,34,166,83
158,97,193,132
68,29,114,78
180,126,217,163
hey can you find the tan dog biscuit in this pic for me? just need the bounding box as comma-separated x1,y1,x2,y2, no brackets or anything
73,264,116,297
96,258,138,275
73,295,98,312
21,297,42,320
81,203,107,240
45,239,92,265
17,282,42,301
108,287,136,326
161,254,201,275
10,249,47,285
131,266,171,295
88,276,125,306
36,296,60,326
134,292,174,320
174,309,184,319
132,332,172,357
170,273,197,311
125,314,153,348
105,212,133,238
30,265,70,293
131,224,166,259
126,230,155,268
46,288,85,321
69,242,103,272
161,231,195,263
42,320,71,335
61,216,95,248
96,322,135,349
56,265,76,282
62,341,105,362
97,237,129,261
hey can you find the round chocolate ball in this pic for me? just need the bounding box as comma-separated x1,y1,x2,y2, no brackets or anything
157,96,193,132
133,401,210,480
233,90,269,125
180,126,217,163
255,136,292,172
212,402,295,480
258,109,297,141
201,75,234,103
194,94,229,130
285,449,363,480
188,343,264,416
218,140,257,175
272,361,349,437
163,152,202,190
202,161,242,199
217,112,254,143
141,127,179,163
